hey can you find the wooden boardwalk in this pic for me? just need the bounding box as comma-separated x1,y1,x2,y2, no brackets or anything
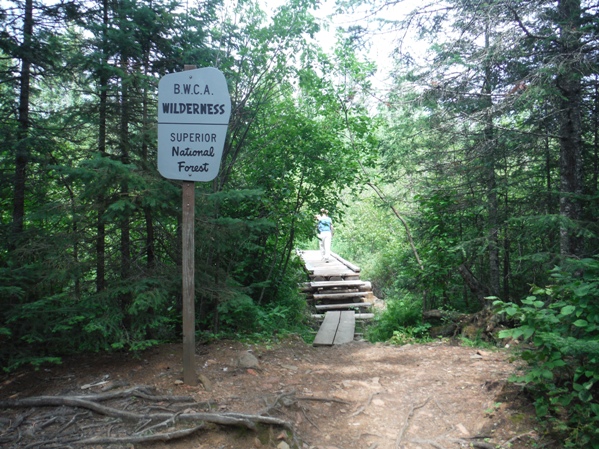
298,250,375,346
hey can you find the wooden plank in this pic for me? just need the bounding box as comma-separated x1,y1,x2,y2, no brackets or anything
342,275,361,280
312,313,375,320
313,291,367,300
309,271,359,277
331,252,361,272
302,280,370,289
333,311,355,345
301,290,372,302
315,302,372,310
313,311,341,346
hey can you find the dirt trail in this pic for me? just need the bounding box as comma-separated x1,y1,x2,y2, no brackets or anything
0,337,543,449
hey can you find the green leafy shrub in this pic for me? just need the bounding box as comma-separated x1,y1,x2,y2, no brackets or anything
215,282,310,341
366,293,424,342
495,257,599,447
387,324,432,345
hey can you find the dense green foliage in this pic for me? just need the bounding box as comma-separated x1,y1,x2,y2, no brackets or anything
496,258,599,446
0,0,376,370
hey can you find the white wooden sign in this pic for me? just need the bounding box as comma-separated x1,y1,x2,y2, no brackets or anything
158,67,231,182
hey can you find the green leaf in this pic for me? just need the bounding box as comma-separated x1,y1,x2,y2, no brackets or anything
522,326,535,340
573,319,588,327
560,305,576,315
578,389,593,402
535,402,548,417
573,284,592,297
505,306,519,316
541,369,553,380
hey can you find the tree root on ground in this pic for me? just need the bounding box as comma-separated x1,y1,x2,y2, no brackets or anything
393,397,537,449
0,385,295,448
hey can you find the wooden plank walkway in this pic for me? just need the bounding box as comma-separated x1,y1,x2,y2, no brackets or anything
313,311,356,346
298,250,376,347
300,250,360,281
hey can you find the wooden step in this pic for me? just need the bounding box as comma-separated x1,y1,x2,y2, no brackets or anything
313,291,367,300
315,302,372,310
312,313,374,320
300,280,372,291
313,311,356,346
310,274,361,281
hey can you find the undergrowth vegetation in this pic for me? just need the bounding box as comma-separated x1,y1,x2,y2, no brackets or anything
365,294,427,343
495,257,599,448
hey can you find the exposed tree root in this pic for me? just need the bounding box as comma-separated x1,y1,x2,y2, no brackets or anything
73,424,207,445
350,391,379,417
0,385,296,448
1,394,292,430
395,397,430,449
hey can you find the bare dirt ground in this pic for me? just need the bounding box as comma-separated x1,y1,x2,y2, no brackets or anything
0,336,553,449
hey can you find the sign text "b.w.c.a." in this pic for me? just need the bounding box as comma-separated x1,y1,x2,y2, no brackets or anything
173,83,211,95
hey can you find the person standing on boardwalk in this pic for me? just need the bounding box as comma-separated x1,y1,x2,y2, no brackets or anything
316,209,333,262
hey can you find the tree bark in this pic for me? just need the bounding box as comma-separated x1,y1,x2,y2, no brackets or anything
96,0,109,292
119,43,132,322
483,22,500,297
557,0,583,257
458,264,490,307
12,0,33,242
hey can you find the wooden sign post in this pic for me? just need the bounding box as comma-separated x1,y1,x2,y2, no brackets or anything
181,177,195,384
181,65,196,386
157,65,231,385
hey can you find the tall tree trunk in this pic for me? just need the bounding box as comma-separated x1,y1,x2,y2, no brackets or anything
119,57,131,283
12,0,33,242
141,64,155,269
119,44,132,324
483,24,500,297
557,0,583,257
593,76,598,195
502,192,510,301
96,0,109,292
